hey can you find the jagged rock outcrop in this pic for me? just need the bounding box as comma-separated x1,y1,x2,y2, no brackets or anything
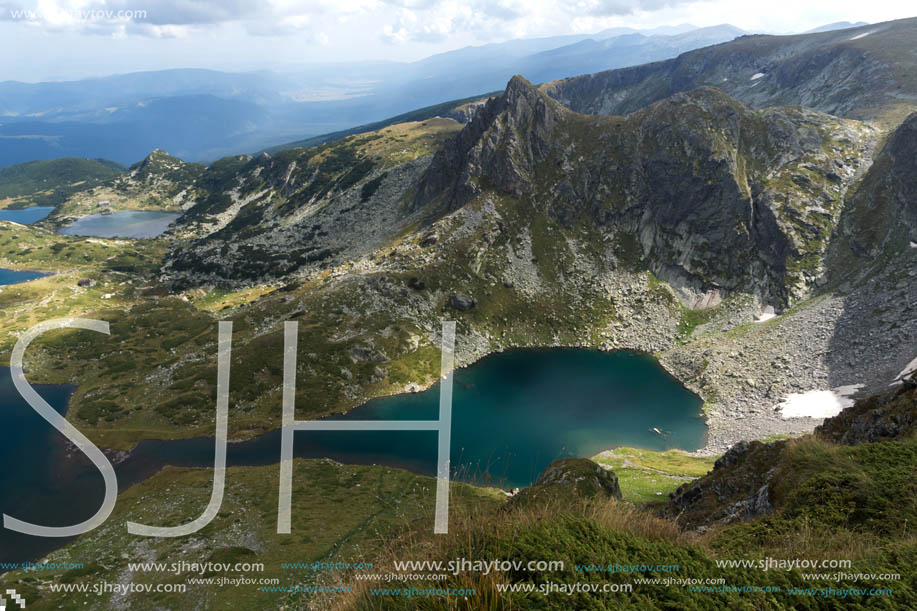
664,440,782,528
416,75,565,212
417,76,875,306
816,373,917,444
444,98,492,123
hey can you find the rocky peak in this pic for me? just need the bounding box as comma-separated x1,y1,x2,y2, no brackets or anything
420,77,872,306
415,75,566,211
127,149,203,185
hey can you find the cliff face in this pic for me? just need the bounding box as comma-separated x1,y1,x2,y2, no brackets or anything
416,77,875,307
829,113,917,268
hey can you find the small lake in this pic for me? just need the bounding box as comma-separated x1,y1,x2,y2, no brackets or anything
59,210,180,238
0,268,47,285
0,206,53,224
0,349,704,564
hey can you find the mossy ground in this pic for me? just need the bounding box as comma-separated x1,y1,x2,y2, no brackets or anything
593,448,716,505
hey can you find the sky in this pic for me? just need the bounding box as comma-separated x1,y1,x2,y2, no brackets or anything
1,0,914,82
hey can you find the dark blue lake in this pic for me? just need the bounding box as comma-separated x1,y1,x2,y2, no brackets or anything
0,349,705,564
0,268,46,285
0,206,53,224
59,210,180,238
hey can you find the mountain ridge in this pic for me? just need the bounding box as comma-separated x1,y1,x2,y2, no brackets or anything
543,17,917,124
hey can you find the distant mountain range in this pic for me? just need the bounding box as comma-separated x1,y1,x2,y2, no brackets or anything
543,19,915,124
0,24,748,168
804,21,869,33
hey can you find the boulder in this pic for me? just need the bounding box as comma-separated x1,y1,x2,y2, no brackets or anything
511,458,622,508
448,293,476,311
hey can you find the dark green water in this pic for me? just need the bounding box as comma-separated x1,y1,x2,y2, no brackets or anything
0,349,704,564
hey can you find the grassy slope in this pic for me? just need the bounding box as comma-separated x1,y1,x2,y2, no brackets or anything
350,436,917,610
0,120,471,450
0,222,164,370
593,448,715,505
260,93,496,155
0,158,125,209
1,436,911,609
0,459,504,610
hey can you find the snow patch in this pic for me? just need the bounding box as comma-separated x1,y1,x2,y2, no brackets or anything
909,241,917,248
751,72,765,80
755,305,776,322
849,30,875,40
892,356,917,385
779,385,862,419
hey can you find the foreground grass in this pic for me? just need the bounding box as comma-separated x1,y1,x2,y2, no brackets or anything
0,459,504,610
341,443,917,610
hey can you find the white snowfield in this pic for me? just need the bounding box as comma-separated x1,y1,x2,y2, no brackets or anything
849,31,875,40
751,72,765,80
778,385,862,419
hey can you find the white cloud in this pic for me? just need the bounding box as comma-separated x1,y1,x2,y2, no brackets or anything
1,0,915,81
4,0,911,41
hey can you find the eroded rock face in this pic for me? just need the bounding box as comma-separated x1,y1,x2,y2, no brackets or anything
663,439,783,528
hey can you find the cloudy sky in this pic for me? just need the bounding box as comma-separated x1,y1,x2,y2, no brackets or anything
1,0,914,81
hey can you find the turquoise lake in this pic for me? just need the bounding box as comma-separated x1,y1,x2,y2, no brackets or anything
0,349,705,564
59,210,180,238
